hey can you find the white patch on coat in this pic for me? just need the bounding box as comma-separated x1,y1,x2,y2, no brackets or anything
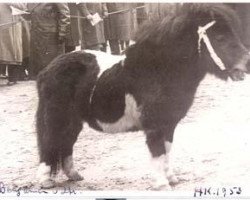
37,162,51,183
165,141,172,153
164,141,178,184
84,49,125,77
151,155,170,187
164,141,171,173
63,156,74,177
96,94,141,133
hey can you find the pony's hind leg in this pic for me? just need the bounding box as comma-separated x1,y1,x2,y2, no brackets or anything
36,94,82,188
36,97,58,188
62,116,83,181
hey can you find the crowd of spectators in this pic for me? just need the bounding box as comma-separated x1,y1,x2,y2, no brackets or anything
0,3,249,85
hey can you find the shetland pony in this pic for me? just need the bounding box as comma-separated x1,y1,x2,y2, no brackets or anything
36,4,250,189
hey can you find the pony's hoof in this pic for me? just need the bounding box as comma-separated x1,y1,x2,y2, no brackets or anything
152,178,172,190
152,182,172,191
67,171,84,181
168,174,178,185
40,179,56,189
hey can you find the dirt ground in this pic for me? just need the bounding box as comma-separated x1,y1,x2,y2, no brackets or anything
0,71,250,193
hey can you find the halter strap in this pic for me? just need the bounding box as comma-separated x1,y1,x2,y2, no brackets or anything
197,20,226,71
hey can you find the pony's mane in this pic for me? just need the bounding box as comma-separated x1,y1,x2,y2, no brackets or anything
135,3,241,47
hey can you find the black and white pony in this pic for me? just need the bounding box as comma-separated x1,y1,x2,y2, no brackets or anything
36,4,250,189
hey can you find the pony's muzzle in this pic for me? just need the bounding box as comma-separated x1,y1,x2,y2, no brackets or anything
229,52,250,81
229,68,245,81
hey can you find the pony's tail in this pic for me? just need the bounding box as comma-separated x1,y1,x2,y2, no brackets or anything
36,51,99,174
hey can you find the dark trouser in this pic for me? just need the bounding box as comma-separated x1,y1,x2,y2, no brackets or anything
100,42,107,52
0,64,6,75
109,39,120,55
7,65,19,82
65,45,76,53
120,40,130,51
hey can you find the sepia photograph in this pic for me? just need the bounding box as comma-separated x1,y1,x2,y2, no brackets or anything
0,1,250,199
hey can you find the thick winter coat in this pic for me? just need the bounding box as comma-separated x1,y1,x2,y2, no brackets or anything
105,3,137,41
65,3,80,47
0,3,25,65
78,3,106,49
28,3,70,77
145,3,183,20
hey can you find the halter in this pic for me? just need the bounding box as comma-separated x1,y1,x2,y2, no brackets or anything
197,20,226,71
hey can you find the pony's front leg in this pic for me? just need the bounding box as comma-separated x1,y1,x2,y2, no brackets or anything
145,126,178,189
164,141,178,184
146,129,170,189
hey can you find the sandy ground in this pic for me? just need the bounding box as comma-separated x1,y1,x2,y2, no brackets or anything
0,71,250,194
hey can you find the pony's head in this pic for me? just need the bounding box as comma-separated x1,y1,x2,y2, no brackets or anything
135,3,250,81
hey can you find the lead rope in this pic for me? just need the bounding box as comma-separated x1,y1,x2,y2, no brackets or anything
197,20,226,71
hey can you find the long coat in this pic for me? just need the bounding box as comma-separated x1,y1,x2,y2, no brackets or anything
22,19,30,59
28,3,70,78
105,3,137,41
65,3,80,47
136,3,148,26
78,3,106,49
0,3,25,65
145,3,183,20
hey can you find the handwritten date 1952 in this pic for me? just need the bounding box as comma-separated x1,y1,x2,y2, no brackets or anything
194,187,242,197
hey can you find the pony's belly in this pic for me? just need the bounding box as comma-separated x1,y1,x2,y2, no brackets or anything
96,94,141,133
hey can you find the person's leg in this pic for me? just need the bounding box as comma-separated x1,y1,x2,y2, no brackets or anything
100,42,107,52
125,40,130,48
0,64,6,76
109,39,120,55
87,44,102,51
7,65,18,85
65,46,76,53
120,40,125,51
120,40,130,51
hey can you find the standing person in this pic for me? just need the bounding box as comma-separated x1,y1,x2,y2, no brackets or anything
78,3,106,51
136,3,148,27
28,3,70,79
0,3,26,85
105,3,136,55
65,3,80,53
146,3,183,21
20,9,30,80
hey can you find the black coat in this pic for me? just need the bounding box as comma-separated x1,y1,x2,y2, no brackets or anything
28,3,70,77
65,3,80,47
104,3,137,41
78,3,106,48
